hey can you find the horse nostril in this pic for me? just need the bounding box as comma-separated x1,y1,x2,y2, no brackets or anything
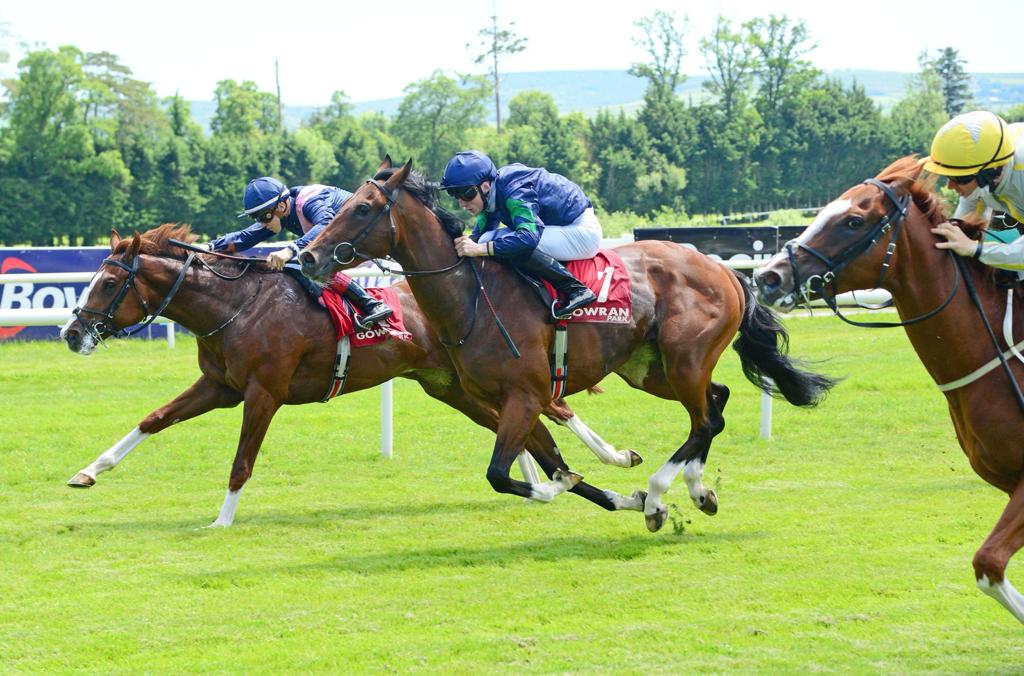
758,270,781,291
299,251,316,269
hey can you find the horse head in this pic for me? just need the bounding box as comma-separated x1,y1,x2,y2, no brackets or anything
62,229,151,354
755,158,927,311
300,155,413,281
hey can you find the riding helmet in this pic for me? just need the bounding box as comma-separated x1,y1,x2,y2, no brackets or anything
238,176,289,218
440,151,498,189
923,111,1015,177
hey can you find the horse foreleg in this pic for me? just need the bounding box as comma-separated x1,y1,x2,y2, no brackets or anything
644,383,729,532
542,399,642,468
209,383,281,528
487,395,581,503
525,424,642,512
974,475,1024,624
68,376,241,488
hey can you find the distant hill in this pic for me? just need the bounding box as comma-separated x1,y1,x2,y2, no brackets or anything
188,69,1024,131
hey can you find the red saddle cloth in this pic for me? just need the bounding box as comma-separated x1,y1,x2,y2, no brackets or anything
319,275,411,346
541,249,632,323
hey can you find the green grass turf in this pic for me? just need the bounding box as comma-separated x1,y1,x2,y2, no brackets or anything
1,317,1021,672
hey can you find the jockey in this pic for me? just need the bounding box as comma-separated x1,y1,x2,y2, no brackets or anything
926,111,1024,269
210,176,392,329
439,150,599,318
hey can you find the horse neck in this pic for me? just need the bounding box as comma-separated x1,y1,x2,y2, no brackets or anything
390,203,482,341
888,209,1002,385
138,255,258,336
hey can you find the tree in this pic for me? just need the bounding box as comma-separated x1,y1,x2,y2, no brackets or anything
699,16,756,118
930,47,972,117
628,10,689,104
886,50,948,157
393,71,489,176
745,15,818,124
469,4,527,135
504,91,587,182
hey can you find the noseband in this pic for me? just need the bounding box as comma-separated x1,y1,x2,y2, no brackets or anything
73,252,196,342
782,178,959,328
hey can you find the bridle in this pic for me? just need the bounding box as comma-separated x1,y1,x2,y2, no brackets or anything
326,179,465,278
72,250,262,344
72,252,197,344
783,178,960,328
322,177,519,356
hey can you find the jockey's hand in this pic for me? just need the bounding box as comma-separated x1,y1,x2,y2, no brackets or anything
931,221,978,257
454,236,489,257
266,247,294,270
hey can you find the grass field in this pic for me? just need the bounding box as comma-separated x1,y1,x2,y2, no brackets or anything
1,317,1022,672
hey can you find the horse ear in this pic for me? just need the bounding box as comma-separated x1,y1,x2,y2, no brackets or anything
109,229,122,251
125,231,143,263
385,159,412,191
377,155,393,173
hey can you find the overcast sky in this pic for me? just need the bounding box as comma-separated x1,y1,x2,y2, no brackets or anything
2,0,1019,105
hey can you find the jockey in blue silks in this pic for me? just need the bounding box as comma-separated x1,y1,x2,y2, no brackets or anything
210,176,392,329
439,151,600,318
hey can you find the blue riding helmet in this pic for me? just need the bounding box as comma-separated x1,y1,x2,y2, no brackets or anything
440,151,497,189
238,176,288,218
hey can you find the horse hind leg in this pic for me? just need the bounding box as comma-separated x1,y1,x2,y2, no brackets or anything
644,382,730,532
973,476,1024,624
543,399,643,468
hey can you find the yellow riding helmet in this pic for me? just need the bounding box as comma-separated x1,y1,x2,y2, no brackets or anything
923,111,1015,177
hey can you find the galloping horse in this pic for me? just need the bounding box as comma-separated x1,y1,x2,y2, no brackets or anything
61,224,641,526
754,156,1024,625
299,158,835,531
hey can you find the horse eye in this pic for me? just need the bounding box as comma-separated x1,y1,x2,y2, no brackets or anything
355,203,370,217
847,217,865,228
103,278,117,289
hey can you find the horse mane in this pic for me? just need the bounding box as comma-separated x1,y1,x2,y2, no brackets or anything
875,155,987,239
373,167,468,239
113,223,199,260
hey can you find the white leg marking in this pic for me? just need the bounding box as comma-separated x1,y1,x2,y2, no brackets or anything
978,574,1024,624
527,471,576,503
76,427,151,481
682,458,707,506
208,489,243,528
646,460,684,515
564,415,632,467
517,451,541,484
605,489,645,511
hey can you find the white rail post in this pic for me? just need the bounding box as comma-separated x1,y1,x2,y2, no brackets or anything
760,389,773,440
381,379,393,458
166,323,175,349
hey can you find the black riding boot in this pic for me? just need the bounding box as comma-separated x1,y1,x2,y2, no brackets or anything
514,248,596,318
342,280,393,329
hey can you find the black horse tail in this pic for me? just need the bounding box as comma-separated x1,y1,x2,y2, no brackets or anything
731,271,838,407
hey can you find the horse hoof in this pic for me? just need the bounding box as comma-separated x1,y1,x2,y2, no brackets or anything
625,450,643,467
698,489,718,516
645,505,668,533
67,473,95,488
557,470,583,487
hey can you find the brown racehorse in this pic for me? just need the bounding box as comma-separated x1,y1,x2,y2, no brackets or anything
299,158,835,531
60,224,642,527
754,155,1024,625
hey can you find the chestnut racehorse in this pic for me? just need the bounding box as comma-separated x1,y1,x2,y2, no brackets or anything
300,158,835,531
754,156,1024,625
60,224,641,527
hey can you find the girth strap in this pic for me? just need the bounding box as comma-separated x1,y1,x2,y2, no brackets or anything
321,336,352,402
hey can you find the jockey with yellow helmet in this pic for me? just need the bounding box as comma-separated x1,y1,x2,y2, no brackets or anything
210,176,392,328
927,111,1024,268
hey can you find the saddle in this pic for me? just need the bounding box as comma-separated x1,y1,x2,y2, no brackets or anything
514,250,632,325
